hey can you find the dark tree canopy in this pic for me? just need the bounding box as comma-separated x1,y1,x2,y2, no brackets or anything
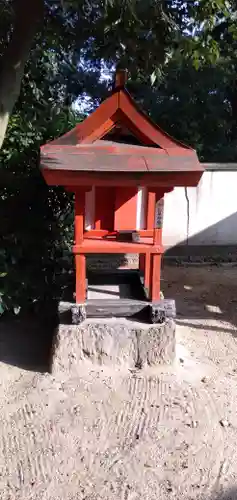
0,0,237,147
0,0,237,316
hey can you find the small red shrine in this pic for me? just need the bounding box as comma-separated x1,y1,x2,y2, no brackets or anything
40,69,204,324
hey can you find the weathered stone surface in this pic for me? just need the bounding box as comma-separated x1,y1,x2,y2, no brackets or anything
71,304,86,325
137,319,176,367
51,318,176,374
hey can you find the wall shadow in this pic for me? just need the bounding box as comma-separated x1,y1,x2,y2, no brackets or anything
87,253,131,271
164,210,237,261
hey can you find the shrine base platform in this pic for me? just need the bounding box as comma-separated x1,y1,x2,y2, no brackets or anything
51,316,176,374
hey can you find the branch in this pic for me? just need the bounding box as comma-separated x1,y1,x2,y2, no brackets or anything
0,0,44,148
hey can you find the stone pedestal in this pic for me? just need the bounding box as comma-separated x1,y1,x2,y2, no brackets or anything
51,317,176,374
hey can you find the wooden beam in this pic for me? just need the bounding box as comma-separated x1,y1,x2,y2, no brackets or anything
154,228,162,245
73,243,163,254
77,93,119,143
42,169,202,188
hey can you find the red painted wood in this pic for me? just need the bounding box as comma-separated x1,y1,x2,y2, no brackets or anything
76,93,119,143
115,69,128,88
95,187,115,231
73,240,163,254
114,186,137,230
41,68,203,192
139,230,153,238
154,228,162,245
75,189,86,244
75,254,86,303
42,169,203,188
42,142,178,156
151,254,161,302
154,188,165,200
146,190,156,230
144,254,151,297
74,190,87,303
80,117,117,144
84,230,111,238
145,186,164,297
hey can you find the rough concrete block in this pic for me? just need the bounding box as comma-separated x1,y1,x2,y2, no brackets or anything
51,317,176,374
137,319,176,367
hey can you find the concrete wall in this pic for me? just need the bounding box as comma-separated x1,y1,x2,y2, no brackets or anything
163,170,237,247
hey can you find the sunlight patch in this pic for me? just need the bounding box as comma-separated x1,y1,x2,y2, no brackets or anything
205,304,222,314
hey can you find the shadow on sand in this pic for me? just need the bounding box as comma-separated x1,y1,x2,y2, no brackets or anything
162,264,237,336
1,262,237,373
0,312,57,373
213,488,237,500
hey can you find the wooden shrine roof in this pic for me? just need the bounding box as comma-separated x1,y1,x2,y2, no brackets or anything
40,69,204,181
41,139,201,173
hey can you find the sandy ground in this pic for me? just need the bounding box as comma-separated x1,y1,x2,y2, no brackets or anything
1,266,237,499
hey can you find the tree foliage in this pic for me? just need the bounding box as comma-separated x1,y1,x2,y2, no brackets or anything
128,59,237,162
0,104,80,315
0,0,237,148
0,0,237,316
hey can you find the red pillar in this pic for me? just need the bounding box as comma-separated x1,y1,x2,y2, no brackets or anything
75,189,86,303
150,254,161,301
146,190,156,230
143,189,155,298
151,193,164,301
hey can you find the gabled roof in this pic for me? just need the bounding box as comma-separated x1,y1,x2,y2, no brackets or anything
40,69,203,178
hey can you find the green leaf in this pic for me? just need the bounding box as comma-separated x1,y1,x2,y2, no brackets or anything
150,71,157,86
0,301,5,316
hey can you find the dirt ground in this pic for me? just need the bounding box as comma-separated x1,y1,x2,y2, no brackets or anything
1,265,237,500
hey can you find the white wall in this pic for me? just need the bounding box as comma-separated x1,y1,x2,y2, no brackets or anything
163,171,237,247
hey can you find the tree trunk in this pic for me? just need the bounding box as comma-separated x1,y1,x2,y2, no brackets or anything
0,0,44,149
